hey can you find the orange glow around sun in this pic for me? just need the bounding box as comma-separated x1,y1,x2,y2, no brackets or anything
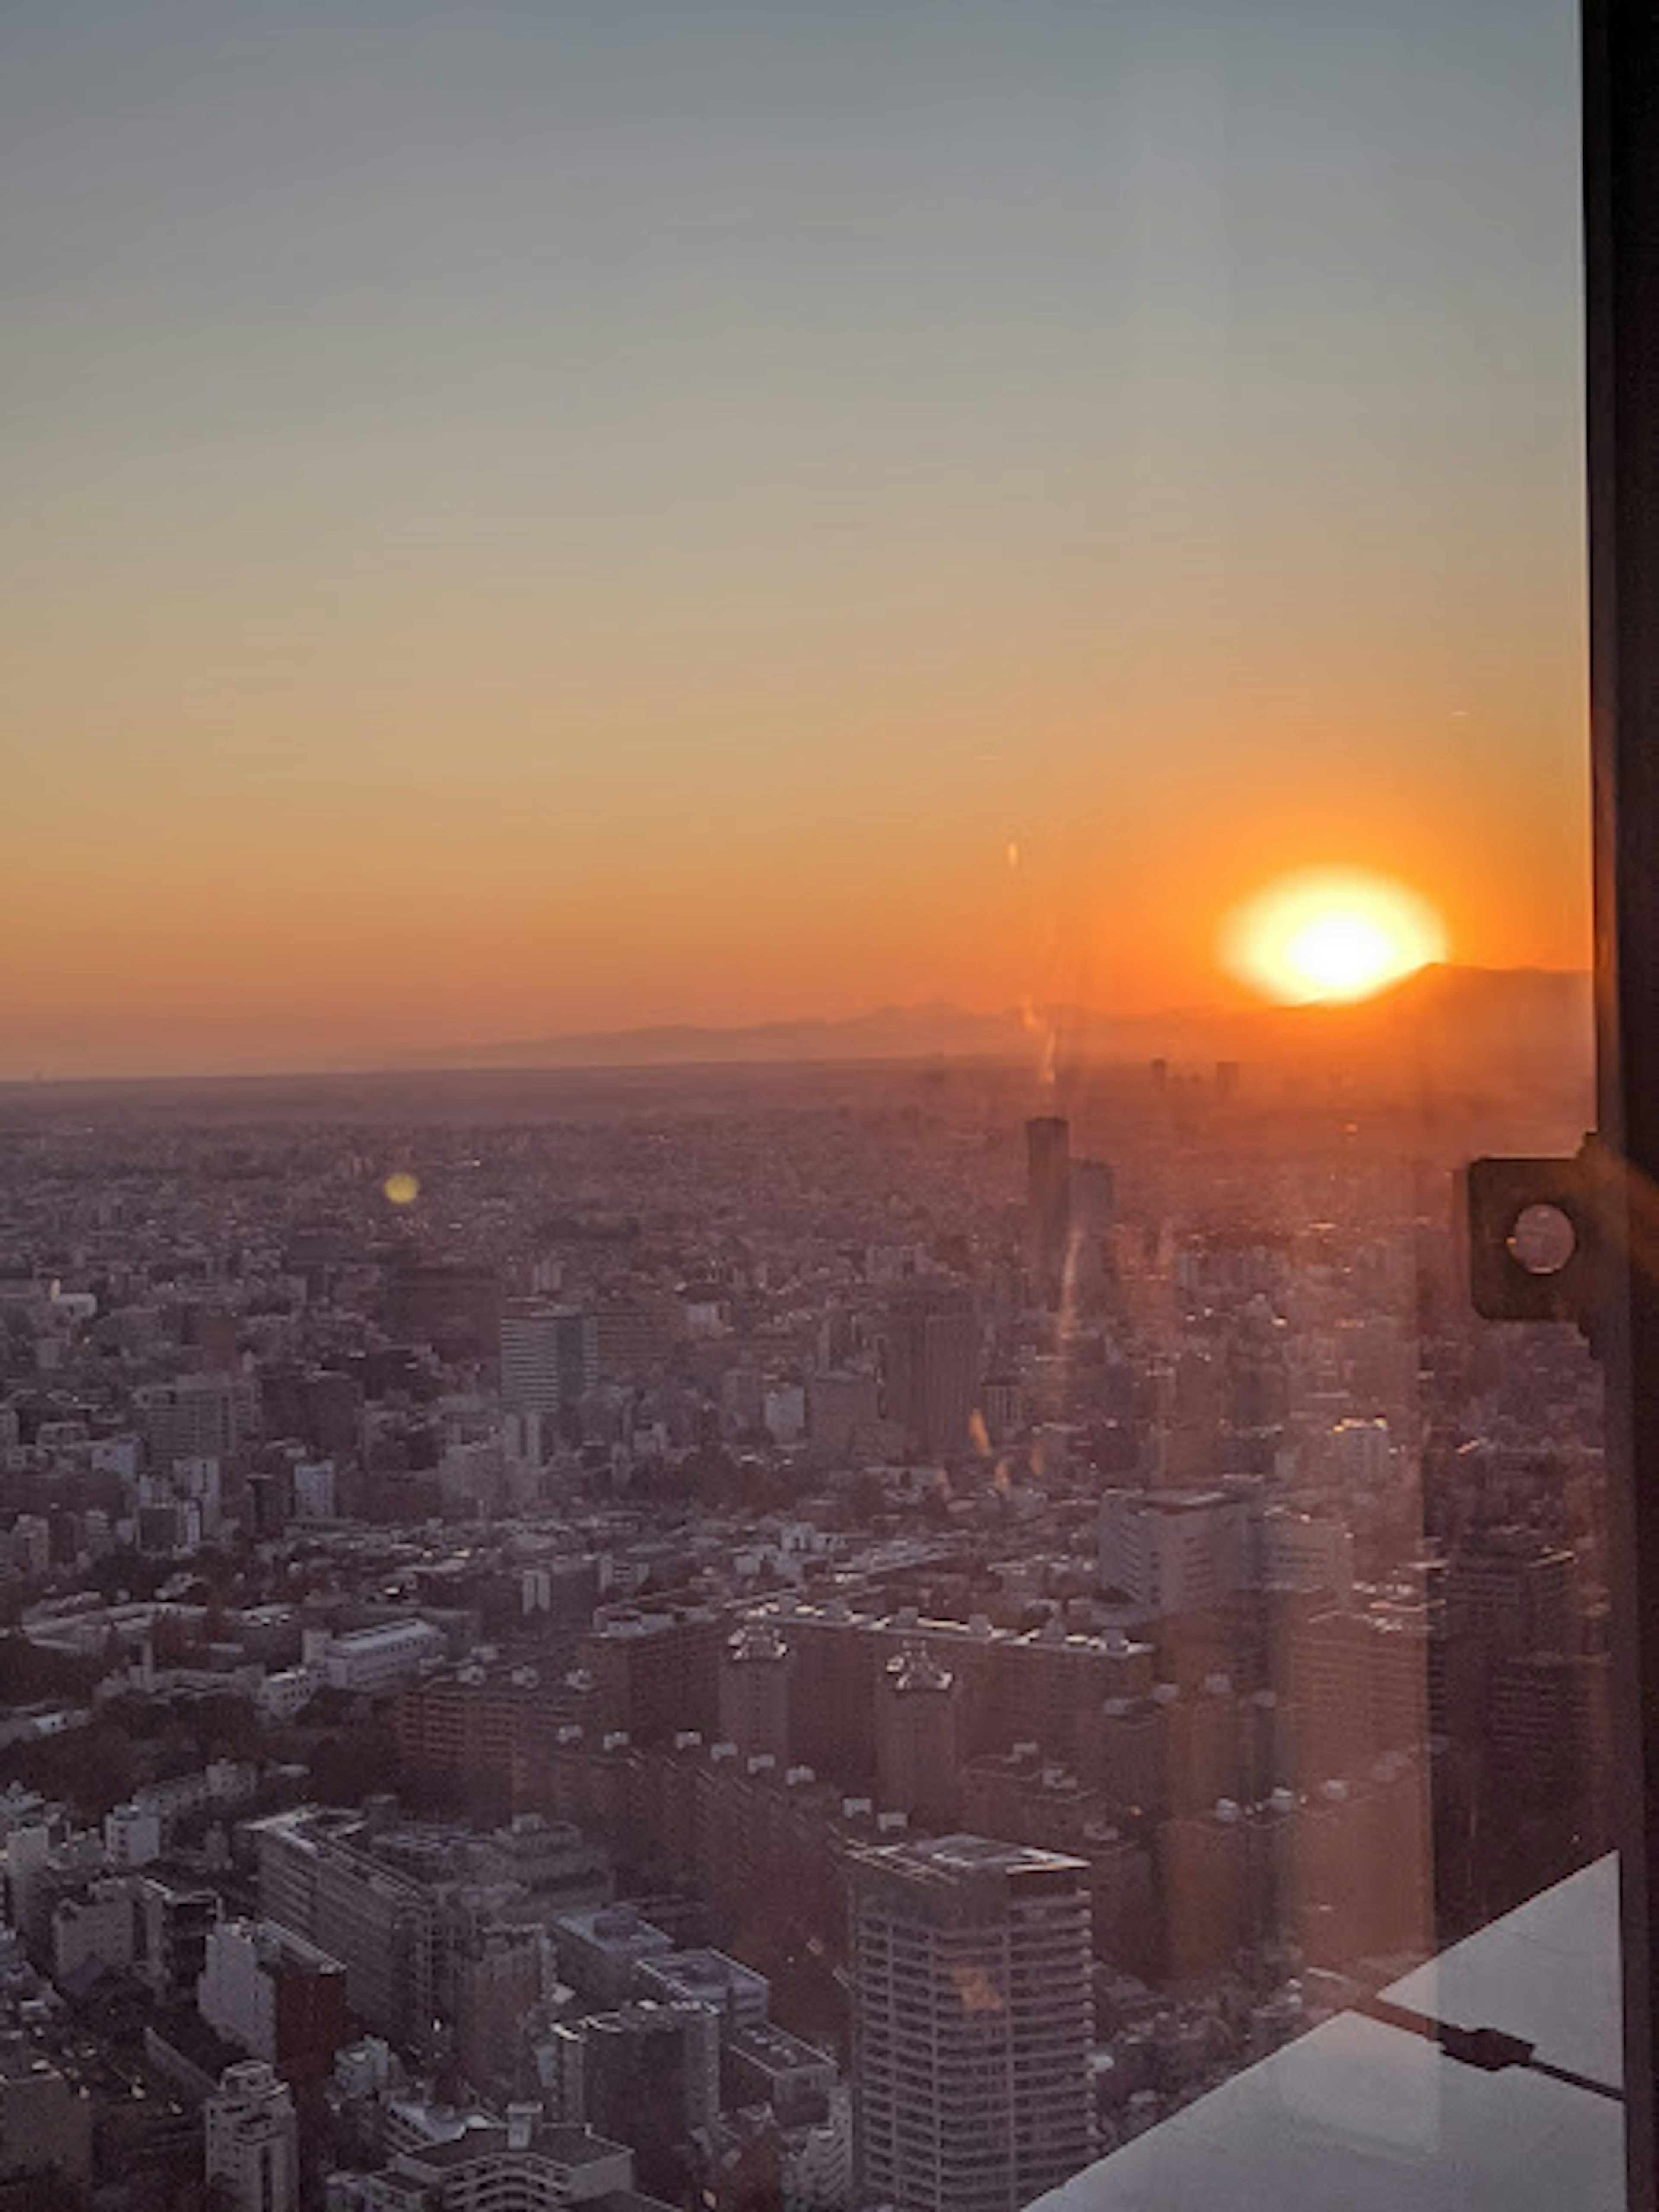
1220,868,1449,1005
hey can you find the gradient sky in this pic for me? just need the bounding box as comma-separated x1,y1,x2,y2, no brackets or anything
2,0,1587,1075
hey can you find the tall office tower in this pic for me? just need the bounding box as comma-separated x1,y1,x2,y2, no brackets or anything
882,1287,980,1458
1223,1300,1292,1474
720,1621,796,1764
1064,1157,1117,1309
850,1836,1094,2212
204,2060,300,2212
875,1648,960,1828
500,1301,600,1419
1024,1115,1071,1303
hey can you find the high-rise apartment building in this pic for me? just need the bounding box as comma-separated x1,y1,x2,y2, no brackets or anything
720,1621,796,1765
578,1602,724,1745
204,2059,300,2212
875,1647,960,1829
850,1835,1093,2212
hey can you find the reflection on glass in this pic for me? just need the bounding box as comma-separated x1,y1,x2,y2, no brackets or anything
0,4,1608,2212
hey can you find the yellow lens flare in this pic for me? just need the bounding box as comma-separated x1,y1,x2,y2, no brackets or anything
1220,868,1447,1005
382,1171,421,1207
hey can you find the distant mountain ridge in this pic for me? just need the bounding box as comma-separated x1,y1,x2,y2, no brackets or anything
401,966,1593,1081
400,1001,1032,1068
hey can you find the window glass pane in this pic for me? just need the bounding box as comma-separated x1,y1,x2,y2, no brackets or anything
0,6,1607,2212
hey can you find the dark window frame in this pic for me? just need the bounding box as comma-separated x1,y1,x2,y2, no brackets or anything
1583,4,1659,2203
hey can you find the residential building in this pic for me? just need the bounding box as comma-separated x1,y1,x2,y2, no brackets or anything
198,1918,350,2082
849,1835,1094,2212
204,2059,300,2212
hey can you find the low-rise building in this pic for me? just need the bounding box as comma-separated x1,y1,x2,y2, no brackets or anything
319,1620,448,1696
199,1917,350,2082
205,2059,300,2212
0,2031,92,2191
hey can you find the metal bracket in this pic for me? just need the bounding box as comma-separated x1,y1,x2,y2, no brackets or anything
1465,1133,1608,1341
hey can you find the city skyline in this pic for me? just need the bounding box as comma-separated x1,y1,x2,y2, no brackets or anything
0,1058,1609,2209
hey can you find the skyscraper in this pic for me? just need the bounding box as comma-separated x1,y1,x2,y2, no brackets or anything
1025,1116,1071,1303
500,1301,600,1420
882,1287,979,1459
850,1835,1094,2212
1066,1157,1117,1308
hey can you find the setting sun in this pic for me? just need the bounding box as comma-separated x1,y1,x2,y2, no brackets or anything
1220,868,1449,1005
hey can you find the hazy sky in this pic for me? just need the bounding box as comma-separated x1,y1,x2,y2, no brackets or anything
2,0,1586,1074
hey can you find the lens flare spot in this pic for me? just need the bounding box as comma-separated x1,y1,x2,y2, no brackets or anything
382,1171,421,1207
950,1962,1005,2014
1220,868,1447,1005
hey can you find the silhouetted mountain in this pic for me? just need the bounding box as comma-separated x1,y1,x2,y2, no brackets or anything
402,966,1593,1095
400,1003,1033,1068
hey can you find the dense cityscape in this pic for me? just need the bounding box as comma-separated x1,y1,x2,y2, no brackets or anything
0,1046,1607,2212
